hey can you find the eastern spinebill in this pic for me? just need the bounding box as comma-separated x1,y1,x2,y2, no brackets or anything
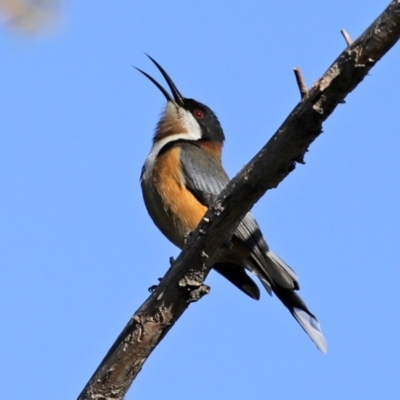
137,55,327,353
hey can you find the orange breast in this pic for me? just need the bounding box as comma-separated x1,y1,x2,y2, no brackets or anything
142,145,207,248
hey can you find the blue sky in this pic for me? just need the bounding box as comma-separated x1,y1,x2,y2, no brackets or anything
1,1,400,399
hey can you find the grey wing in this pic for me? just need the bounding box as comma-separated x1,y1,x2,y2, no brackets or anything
179,142,327,353
179,142,229,204
179,142,261,298
179,142,298,290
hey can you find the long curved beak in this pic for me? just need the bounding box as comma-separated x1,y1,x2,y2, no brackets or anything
135,55,184,107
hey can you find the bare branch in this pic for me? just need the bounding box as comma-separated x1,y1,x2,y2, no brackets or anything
341,28,354,46
78,1,400,399
293,67,308,98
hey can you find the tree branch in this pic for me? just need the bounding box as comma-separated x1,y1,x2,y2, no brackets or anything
341,29,354,46
293,67,309,98
78,1,400,399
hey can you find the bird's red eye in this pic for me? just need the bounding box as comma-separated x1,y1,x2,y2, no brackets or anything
193,109,204,119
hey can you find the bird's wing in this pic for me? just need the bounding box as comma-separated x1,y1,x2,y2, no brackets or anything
178,142,229,202
179,141,297,290
179,142,327,353
179,141,261,298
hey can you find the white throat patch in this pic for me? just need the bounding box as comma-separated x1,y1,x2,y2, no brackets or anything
141,103,202,182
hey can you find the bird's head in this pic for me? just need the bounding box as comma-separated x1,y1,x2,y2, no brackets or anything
136,55,225,148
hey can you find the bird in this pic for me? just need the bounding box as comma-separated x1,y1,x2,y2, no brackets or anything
137,55,327,353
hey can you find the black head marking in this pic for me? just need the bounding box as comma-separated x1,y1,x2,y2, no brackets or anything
183,98,225,143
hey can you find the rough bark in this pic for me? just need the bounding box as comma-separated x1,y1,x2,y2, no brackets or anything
78,1,400,399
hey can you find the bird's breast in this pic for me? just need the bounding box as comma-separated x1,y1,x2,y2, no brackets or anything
141,145,207,248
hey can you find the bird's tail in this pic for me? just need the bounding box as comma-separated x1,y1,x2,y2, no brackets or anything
256,250,327,353
273,285,327,353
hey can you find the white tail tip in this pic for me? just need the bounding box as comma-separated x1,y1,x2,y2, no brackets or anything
293,308,328,354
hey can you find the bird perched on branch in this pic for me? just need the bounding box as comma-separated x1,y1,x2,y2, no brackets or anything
137,55,327,353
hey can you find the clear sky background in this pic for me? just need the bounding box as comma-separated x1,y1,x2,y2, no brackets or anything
1,1,400,399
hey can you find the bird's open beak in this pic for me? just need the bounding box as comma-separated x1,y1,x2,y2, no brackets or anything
136,55,184,107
